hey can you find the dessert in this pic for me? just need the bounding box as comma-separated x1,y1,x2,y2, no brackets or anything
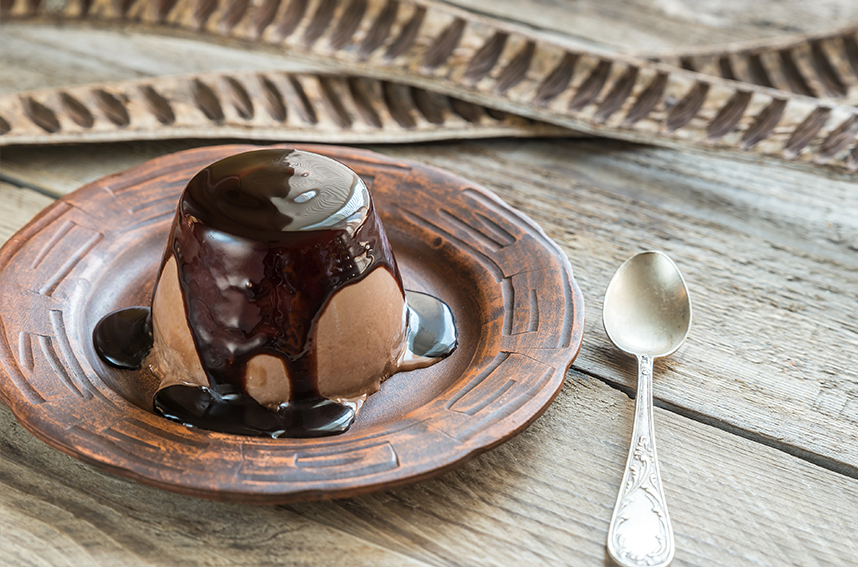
93,149,456,437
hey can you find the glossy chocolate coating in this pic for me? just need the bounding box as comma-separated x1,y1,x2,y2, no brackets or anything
157,149,400,436
92,306,152,370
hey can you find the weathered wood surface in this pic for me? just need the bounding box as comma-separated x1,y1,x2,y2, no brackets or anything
2,0,858,565
3,370,857,566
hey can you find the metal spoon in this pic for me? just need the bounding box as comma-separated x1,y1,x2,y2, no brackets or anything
603,251,691,567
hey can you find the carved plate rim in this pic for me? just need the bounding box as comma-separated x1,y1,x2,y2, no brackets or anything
0,143,584,503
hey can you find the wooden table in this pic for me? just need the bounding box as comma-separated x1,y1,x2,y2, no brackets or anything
2,1,857,565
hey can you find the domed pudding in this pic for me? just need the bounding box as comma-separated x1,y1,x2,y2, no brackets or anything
93,148,457,438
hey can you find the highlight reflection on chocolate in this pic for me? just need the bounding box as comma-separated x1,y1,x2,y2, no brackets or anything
93,149,457,438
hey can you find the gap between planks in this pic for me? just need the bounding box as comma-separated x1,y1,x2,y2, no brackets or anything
580,366,858,481
0,173,66,200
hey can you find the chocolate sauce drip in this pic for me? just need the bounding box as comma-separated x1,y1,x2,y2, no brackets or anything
92,306,153,369
153,384,355,438
404,291,458,359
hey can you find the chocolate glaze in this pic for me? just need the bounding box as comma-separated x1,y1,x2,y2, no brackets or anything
92,306,152,369
93,149,457,438
404,291,458,359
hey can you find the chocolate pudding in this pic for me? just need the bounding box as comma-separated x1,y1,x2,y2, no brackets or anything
93,149,457,437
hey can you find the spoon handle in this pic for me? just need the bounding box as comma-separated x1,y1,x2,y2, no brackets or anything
607,354,675,567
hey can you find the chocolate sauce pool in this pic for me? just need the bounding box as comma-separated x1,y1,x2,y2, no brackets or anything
93,149,457,438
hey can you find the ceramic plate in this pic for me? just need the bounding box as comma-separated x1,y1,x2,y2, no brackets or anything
0,144,584,503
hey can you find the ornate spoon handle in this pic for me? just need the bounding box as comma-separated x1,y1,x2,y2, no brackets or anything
607,354,674,567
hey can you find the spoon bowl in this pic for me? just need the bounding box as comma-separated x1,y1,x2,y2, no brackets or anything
603,251,691,359
603,251,691,567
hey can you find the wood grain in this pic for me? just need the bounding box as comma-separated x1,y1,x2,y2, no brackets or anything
2,369,856,566
441,0,858,53
0,24,318,95
0,182,54,242
0,400,430,566
384,138,858,477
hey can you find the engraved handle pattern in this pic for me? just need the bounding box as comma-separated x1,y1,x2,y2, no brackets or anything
607,354,674,567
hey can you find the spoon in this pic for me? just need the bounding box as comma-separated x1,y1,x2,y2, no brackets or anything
603,251,691,567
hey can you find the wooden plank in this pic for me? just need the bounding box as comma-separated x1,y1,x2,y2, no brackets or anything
0,141,204,195
0,25,317,95
0,404,431,567
1,372,855,566
0,181,55,242
285,372,858,566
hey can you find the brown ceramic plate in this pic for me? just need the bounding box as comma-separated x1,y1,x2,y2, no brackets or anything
0,144,584,503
